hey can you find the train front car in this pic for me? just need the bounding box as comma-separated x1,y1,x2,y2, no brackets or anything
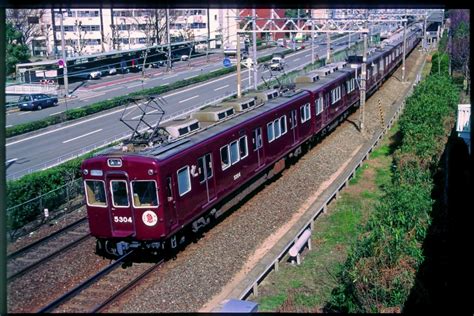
81,154,165,256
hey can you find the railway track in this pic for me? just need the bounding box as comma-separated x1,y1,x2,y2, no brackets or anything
7,217,90,281
37,250,164,313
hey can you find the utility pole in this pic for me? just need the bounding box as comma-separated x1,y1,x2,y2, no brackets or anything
423,14,427,52
252,8,258,90
311,10,315,64
237,33,241,98
359,15,368,132
166,9,172,71
402,9,407,81
207,8,210,62
326,32,331,63
59,10,69,98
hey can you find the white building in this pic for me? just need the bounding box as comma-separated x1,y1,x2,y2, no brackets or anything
31,8,238,57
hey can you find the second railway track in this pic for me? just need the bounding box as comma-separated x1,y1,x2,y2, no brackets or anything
7,217,91,281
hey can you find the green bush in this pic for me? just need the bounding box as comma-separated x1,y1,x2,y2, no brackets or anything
328,68,459,312
6,151,97,231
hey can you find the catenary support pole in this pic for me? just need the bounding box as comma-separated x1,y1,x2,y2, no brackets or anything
237,34,241,98
252,9,258,90
59,11,69,98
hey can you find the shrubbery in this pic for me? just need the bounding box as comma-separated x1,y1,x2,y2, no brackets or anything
327,72,459,312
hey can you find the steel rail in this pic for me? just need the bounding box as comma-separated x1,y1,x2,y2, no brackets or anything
90,259,165,313
36,250,136,313
7,217,87,260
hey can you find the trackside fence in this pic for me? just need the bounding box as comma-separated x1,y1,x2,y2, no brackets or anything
6,178,84,240
231,45,428,302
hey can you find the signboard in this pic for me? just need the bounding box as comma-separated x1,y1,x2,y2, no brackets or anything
223,58,232,68
58,59,64,68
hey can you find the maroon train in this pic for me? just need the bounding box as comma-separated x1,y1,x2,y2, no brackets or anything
81,25,422,256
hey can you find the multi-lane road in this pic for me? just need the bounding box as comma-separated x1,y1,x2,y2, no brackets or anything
6,33,365,180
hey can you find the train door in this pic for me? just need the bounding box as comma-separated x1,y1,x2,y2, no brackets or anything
164,176,179,227
290,109,299,145
106,172,136,238
253,127,265,169
198,153,216,204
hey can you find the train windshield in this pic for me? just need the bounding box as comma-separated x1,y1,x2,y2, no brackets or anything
85,180,107,207
110,180,130,207
131,181,159,208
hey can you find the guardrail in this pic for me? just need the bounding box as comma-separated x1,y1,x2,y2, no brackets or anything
234,47,427,302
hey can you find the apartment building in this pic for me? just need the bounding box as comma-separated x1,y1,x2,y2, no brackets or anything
31,8,238,57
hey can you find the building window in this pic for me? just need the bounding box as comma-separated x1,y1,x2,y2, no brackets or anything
177,166,191,196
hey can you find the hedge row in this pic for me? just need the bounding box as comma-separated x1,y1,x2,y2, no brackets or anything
7,49,295,138
327,72,459,312
6,152,94,230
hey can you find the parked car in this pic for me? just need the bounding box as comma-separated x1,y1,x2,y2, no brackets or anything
101,66,117,76
277,38,287,47
17,93,59,111
89,70,102,79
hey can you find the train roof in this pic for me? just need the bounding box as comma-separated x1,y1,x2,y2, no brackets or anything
139,89,310,161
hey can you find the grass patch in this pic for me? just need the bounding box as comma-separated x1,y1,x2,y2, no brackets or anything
349,163,369,185
259,294,287,312
253,115,400,312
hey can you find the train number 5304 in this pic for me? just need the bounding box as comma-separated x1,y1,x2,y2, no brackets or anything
114,216,132,223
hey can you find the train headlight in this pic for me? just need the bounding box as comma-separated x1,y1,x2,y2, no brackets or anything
83,169,89,175
148,169,154,175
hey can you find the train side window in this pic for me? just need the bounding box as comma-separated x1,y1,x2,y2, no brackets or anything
166,177,173,201
315,97,323,115
229,140,240,165
253,128,263,150
85,180,107,207
220,145,231,170
267,122,275,142
177,166,191,196
239,136,248,159
280,116,287,135
274,118,281,139
110,180,130,207
131,180,158,208
198,153,213,183
290,109,298,129
300,103,311,123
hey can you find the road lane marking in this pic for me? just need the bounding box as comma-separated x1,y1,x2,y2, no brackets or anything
49,111,63,116
184,75,197,80
18,112,32,115
179,95,199,103
79,92,106,101
128,83,145,89
62,129,103,144
214,84,229,91
166,74,178,78
7,46,321,147
6,158,18,164
6,125,12,128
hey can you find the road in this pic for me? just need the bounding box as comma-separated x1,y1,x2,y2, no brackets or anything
6,33,365,180
6,46,289,127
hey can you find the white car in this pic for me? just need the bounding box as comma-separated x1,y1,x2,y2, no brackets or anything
180,55,189,61
270,56,285,71
89,71,102,79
